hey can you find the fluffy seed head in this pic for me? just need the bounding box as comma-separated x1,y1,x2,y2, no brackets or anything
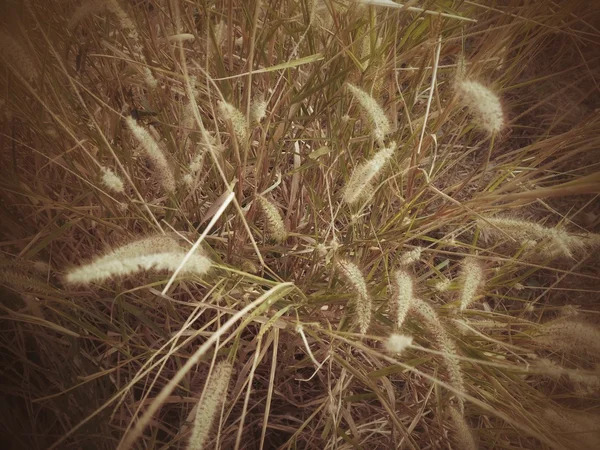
543,408,600,450
449,407,477,450
105,0,136,34
187,361,233,450
398,247,422,266
346,83,391,145
250,98,268,124
434,278,451,292
385,333,413,354
217,101,249,145
456,79,504,134
104,0,157,88
535,320,600,356
336,259,372,334
459,257,484,311
101,166,125,194
478,216,591,259
391,269,413,329
65,235,212,285
343,143,395,204
256,195,287,243
125,117,175,193
412,298,465,412
0,32,37,81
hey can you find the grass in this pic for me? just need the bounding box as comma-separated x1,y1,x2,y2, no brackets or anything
1,0,599,448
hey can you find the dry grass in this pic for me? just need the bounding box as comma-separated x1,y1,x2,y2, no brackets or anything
1,0,600,449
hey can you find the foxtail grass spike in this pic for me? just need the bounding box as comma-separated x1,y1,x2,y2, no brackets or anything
187,361,233,450
217,101,249,146
449,407,477,450
412,298,465,412
65,235,211,284
459,257,484,311
456,79,504,134
125,116,176,194
336,259,372,334
343,143,395,205
385,333,413,355
346,83,391,146
100,166,125,194
256,195,287,243
391,269,413,329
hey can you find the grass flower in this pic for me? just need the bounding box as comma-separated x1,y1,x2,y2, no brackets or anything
478,216,594,259
256,195,287,243
412,298,465,412
346,83,391,145
65,235,211,284
336,259,372,334
104,0,157,88
385,333,413,354
217,101,249,146
459,257,484,311
250,97,268,124
391,269,413,329
455,79,504,134
398,247,422,266
535,320,600,356
343,143,395,204
125,116,175,194
449,407,477,450
187,361,233,450
100,166,125,193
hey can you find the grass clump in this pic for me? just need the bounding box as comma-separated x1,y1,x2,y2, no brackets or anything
1,0,600,449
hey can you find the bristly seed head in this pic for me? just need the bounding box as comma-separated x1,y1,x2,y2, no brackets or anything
456,79,504,134
100,166,125,194
336,259,372,334
217,101,249,146
385,333,413,354
459,257,484,311
65,235,211,285
187,360,233,450
125,116,175,194
346,83,391,146
391,269,413,329
343,143,395,205
256,195,287,243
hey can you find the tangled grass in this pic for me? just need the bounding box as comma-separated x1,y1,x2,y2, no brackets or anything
1,0,600,449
